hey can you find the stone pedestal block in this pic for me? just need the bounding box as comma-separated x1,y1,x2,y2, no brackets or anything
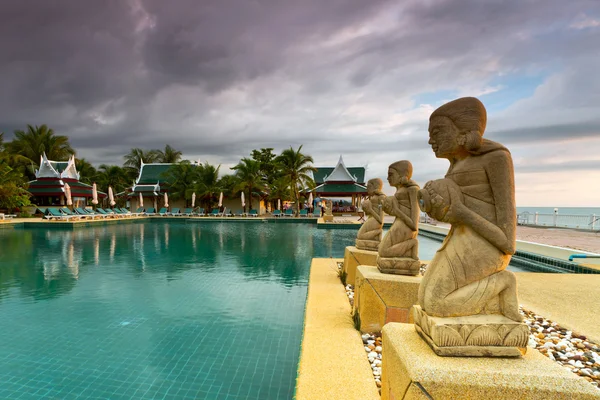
354,265,421,333
323,215,334,222
342,246,378,286
381,323,600,400
412,305,529,357
377,256,420,276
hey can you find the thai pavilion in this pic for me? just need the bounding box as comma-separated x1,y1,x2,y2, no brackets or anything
27,153,106,206
311,156,367,212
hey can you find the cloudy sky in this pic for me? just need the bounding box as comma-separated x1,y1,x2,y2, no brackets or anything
1,0,599,206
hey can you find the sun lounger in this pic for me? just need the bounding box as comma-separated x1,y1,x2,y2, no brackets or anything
132,207,145,216
218,207,227,217
0,213,16,220
195,208,205,216
169,208,181,216
95,208,117,218
61,207,85,220
235,209,246,217
181,208,193,216
44,208,73,221
111,208,129,218
272,210,281,217
210,209,219,217
158,207,168,216
299,209,308,217
75,207,99,219
284,209,294,217
248,210,258,217
145,207,156,216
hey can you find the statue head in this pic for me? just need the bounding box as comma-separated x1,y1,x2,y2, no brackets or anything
366,178,383,195
428,97,486,159
387,160,413,187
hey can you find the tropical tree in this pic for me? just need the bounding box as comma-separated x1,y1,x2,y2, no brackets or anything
123,148,159,179
96,164,129,194
75,158,97,185
267,176,291,211
161,161,198,207
275,145,316,215
6,124,74,167
231,158,264,211
196,162,221,210
156,145,183,163
0,161,31,212
251,148,278,184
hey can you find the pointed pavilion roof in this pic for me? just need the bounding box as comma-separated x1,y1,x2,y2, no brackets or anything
324,155,358,182
35,153,80,180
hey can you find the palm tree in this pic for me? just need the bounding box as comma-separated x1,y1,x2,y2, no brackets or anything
96,164,129,194
123,148,159,179
161,161,198,207
196,162,221,210
231,158,264,211
6,124,74,166
267,176,292,211
75,158,97,185
156,145,183,163
275,145,316,215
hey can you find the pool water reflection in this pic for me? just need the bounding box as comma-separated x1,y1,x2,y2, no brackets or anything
0,222,444,399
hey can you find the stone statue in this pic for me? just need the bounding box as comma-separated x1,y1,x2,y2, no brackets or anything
377,161,420,275
355,178,385,251
413,97,528,357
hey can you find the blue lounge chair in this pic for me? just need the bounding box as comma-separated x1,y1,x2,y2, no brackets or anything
133,207,145,216
158,207,168,216
95,208,116,218
299,209,308,217
195,208,205,216
169,208,181,216
235,209,246,217
145,207,156,216
75,207,99,219
182,208,193,216
284,209,294,217
210,209,219,217
60,207,84,219
248,210,258,217
272,210,281,217
218,207,227,217
45,208,73,221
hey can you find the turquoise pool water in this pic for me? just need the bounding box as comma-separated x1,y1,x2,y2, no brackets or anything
0,222,444,399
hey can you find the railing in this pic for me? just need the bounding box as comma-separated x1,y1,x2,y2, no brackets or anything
517,211,599,230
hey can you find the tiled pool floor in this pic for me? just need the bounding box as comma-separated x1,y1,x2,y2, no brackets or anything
0,222,445,399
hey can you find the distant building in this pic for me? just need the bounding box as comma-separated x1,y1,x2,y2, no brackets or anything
28,153,105,206
311,156,367,211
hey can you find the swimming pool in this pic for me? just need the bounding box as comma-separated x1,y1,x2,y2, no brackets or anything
0,222,463,399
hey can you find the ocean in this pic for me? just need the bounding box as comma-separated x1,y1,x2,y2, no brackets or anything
516,207,600,216
516,207,600,230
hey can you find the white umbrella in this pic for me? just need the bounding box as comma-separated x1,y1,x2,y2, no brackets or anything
191,192,196,207
277,198,281,210
108,186,116,206
164,192,169,208
139,192,144,208
218,192,223,207
241,192,245,208
92,183,98,205
308,192,313,207
64,183,73,206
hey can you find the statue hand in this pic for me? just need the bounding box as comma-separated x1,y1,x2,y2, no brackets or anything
444,185,464,224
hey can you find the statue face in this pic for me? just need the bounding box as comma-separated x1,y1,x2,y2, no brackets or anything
428,116,460,159
387,168,401,186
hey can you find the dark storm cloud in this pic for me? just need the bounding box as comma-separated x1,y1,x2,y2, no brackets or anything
0,0,598,184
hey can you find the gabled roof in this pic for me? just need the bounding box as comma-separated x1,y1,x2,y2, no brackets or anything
136,163,178,185
313,156,366,184
314,182,367,194
35,153,79,180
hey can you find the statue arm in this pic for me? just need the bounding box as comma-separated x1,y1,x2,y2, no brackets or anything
448,152,516,255
371,195,384,224
390,193,417,231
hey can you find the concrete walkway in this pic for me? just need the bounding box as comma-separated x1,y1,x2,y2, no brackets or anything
516,272,600,344
296,258,379,400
